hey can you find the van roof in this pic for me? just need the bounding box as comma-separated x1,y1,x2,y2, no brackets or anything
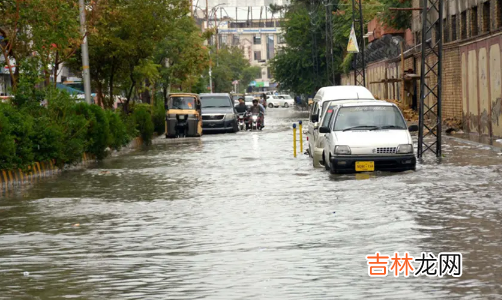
340,101,395,107
327,99,380,107
314,86,375,102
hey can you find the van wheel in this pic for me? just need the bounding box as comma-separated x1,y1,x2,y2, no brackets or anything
323,152,329,170
268,103,274,108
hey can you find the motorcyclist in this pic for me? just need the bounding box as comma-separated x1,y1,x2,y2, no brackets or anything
235,97,247,113
247,99,265,128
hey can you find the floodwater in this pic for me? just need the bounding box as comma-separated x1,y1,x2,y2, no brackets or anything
1,109,502,299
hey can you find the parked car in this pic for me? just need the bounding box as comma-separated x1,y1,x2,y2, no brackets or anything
308,86,376,168
313,99,378,167
319,101,418,174
199,93,238,133
266,95,294,108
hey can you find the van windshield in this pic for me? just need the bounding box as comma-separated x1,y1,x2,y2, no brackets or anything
169,97,195,109
200,96,231,108
333,106,407,131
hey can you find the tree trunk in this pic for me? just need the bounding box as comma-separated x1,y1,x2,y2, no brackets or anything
163,85,168,108
1,48,17,91
109,57,115,108
124,65,136,114
53,51,60,88
44,69,51,87
96,80,103,108
141,78,151,104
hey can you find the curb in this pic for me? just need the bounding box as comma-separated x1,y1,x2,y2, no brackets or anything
0,137,143,193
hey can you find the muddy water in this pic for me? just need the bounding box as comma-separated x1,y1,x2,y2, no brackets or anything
1,109,502,299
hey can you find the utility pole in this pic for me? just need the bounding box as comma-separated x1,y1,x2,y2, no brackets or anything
78,0,92,104
206,0,212,93
351,0,366,86
418,0,443,158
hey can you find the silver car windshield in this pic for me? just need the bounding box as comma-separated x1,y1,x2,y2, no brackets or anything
332,106,407,131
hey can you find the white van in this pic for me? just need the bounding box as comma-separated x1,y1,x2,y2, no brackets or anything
307,86,376,167
319,101,418,174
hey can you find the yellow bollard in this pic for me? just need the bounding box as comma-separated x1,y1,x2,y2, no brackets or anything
293,123,297,158
299,120,303,153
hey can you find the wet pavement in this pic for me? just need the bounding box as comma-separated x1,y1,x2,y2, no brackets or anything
1,108,502,299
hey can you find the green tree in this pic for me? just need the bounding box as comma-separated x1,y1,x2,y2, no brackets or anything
270,0,385,95
0,0,87,91
211,46,258,93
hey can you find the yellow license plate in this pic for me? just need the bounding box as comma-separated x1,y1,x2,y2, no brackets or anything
355,161,375,172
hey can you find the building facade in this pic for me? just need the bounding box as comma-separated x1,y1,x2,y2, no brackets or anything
216,19,285,91
342,0,502,138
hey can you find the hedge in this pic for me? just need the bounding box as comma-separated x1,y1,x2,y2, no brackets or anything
0,90,160,171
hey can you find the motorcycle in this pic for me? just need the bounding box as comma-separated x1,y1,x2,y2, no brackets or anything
237,113,246,131
249,113,263,131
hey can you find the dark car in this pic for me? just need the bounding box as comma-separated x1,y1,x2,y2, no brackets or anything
199,93,238,133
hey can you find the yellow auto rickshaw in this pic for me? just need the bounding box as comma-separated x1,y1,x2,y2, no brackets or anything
165,93,202,138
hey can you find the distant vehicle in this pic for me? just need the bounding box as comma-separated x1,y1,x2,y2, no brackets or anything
320,101,418,174
308,85,376,168
199,93,238,133
244,96,255,108
266,94,294,108
164,93,202,138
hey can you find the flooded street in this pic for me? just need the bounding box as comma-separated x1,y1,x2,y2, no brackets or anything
1,108,502,299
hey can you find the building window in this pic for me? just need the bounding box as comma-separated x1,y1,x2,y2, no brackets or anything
483,1,490,33
277,34,286,44
461,11,467,39
443,18,449,43
232,35,239,46
471,7,478,37
253,35,261,45
498,0,502,28
435,22,440,44
267,67,272,79
452,15,457,41
254,51,262,61
266,35,275,60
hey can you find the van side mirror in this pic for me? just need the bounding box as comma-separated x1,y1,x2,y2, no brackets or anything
319,126,330,134
311,114,319,122
408,124,419,132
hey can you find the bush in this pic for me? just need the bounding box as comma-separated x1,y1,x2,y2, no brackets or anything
132,104,154,145
31,114,65,163
152,99,165,135
45,90,88,166
0,104,35,169
106,110,131,151
0,104,16,170
75,102,111,160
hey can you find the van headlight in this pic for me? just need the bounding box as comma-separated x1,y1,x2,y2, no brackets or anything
334,145,351,155
397,144,413,154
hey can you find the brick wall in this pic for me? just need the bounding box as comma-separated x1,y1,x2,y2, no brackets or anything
442,46,463,120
